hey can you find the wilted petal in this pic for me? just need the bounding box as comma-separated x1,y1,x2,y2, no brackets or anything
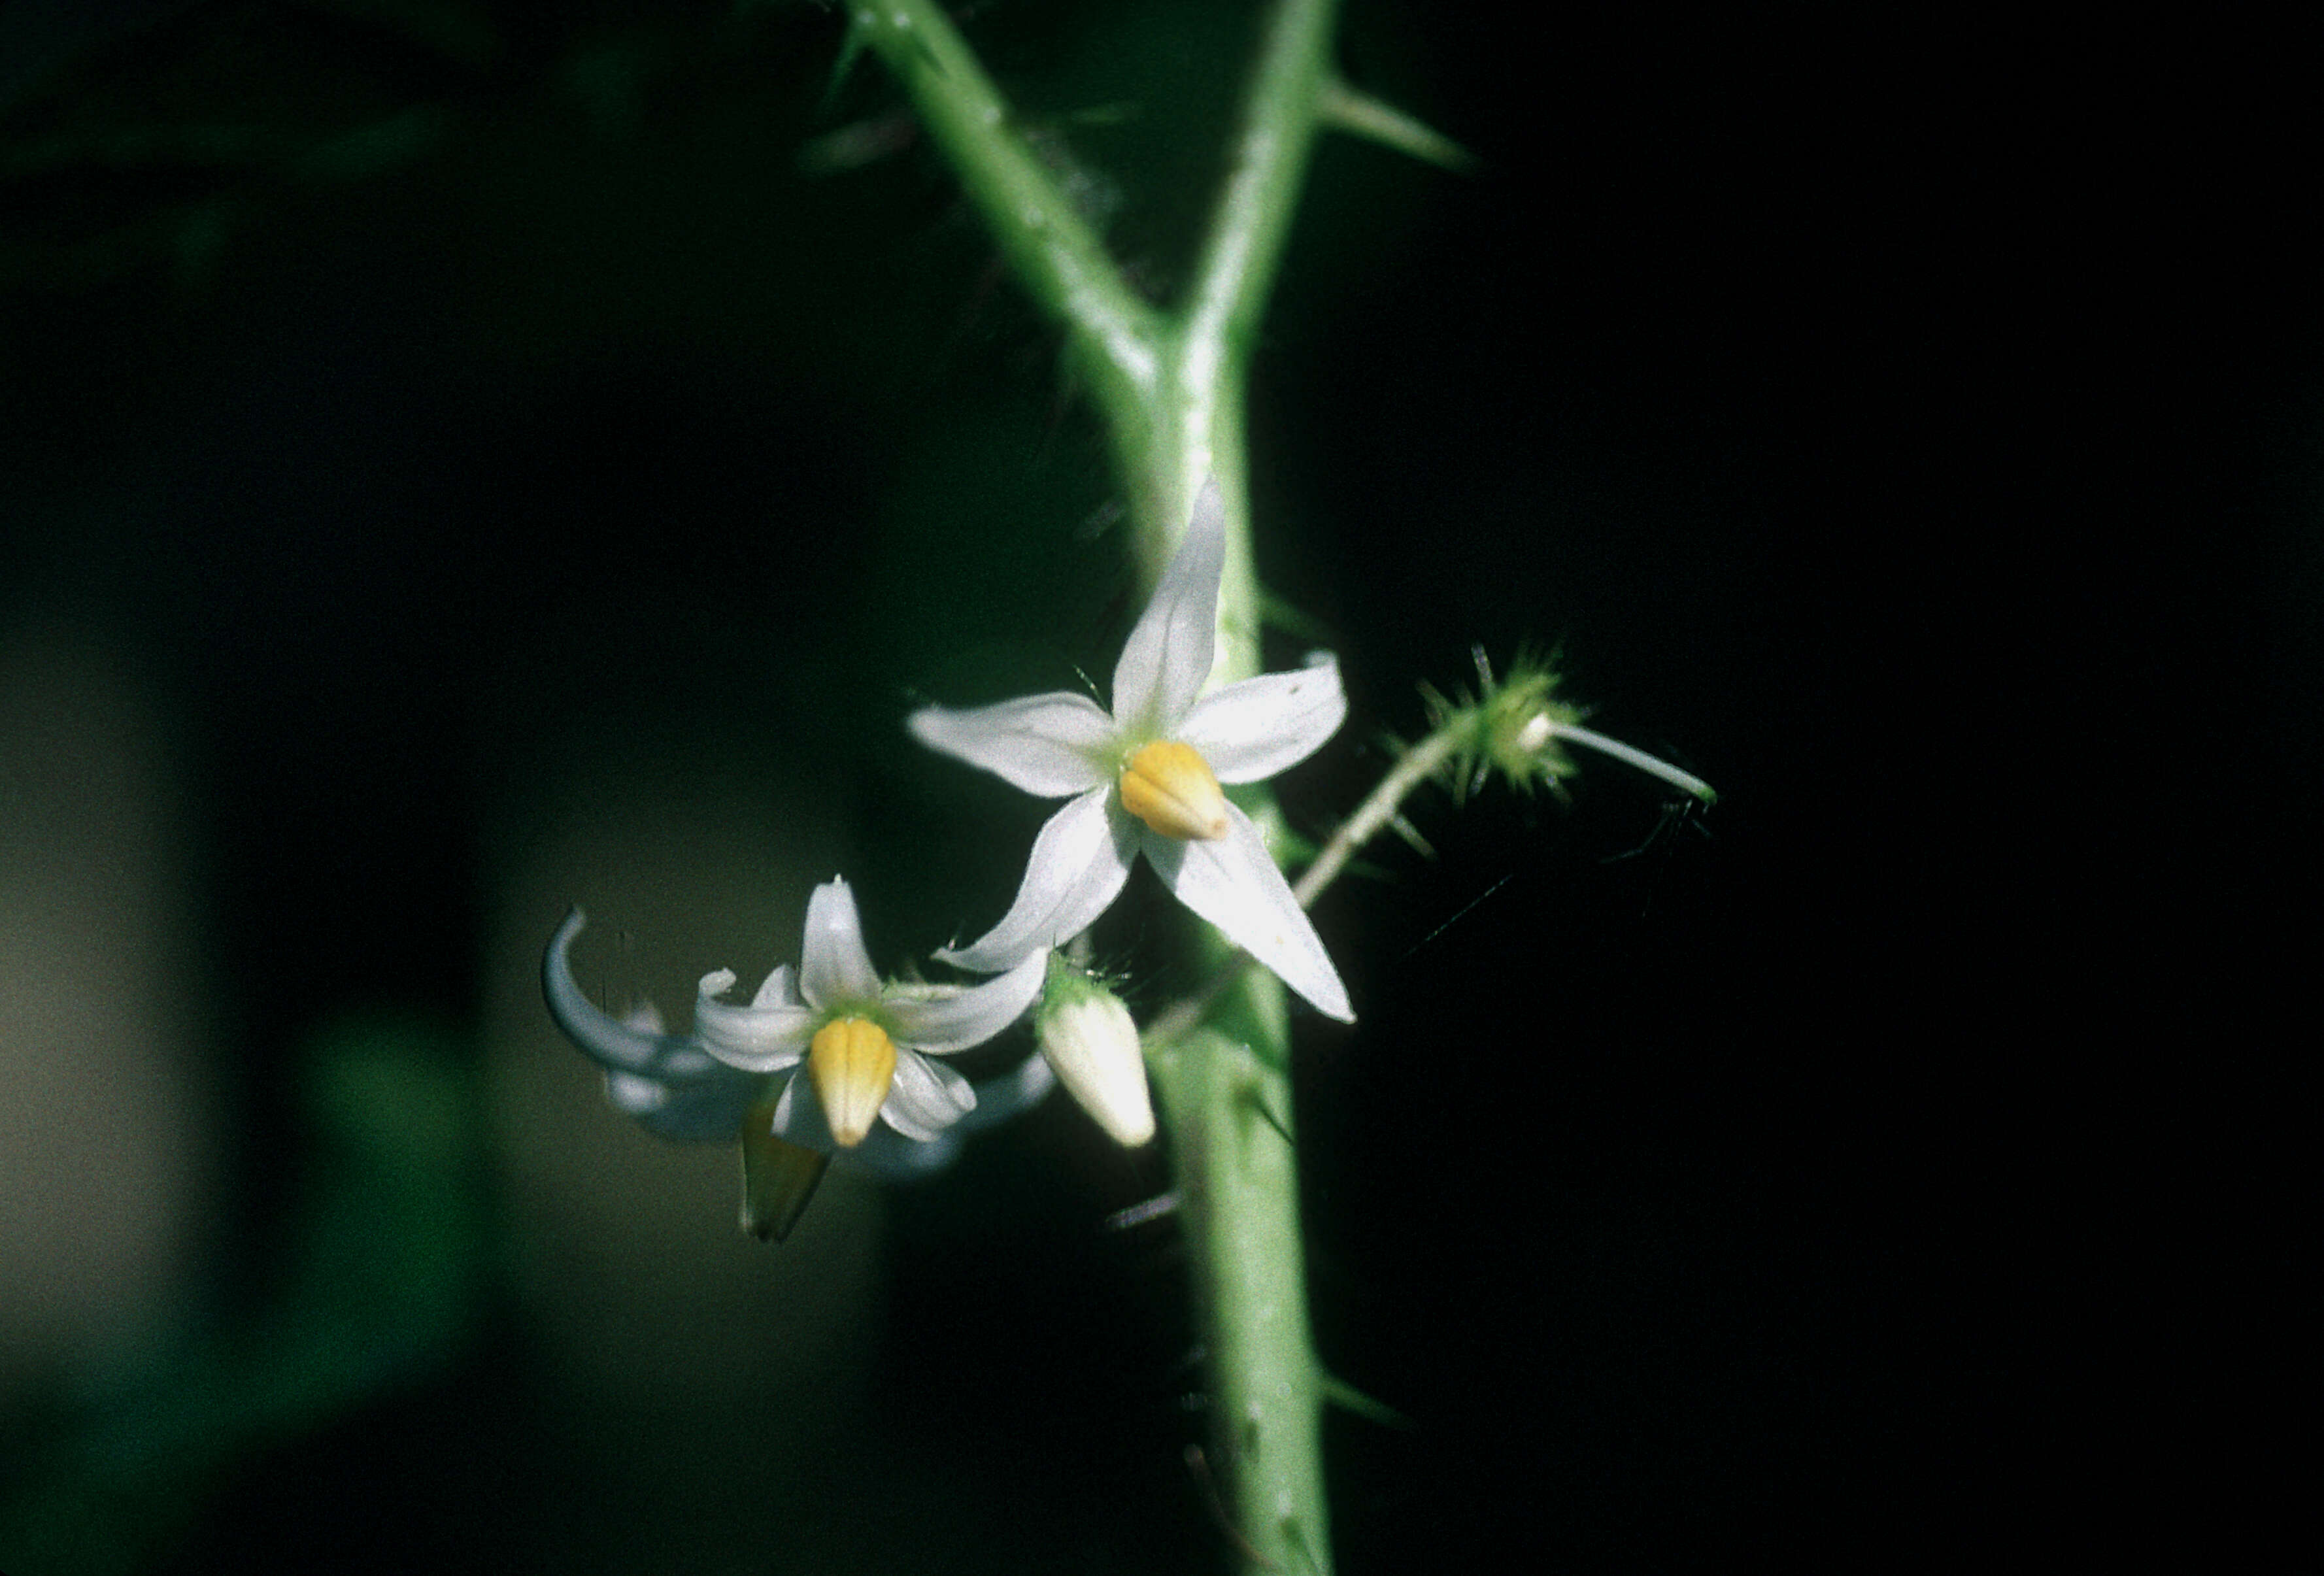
907,692,1115,796
882,1049,977,1141
847,1054,1051,1176
1145,805,1354,1022
936,788,1136,971
1112,477,1224,733
887,946,1051,1052
695,968,817,1072
606,1065,760,1142
954,1050,1056,1132
800,877,883,1007
851,1122,964,1177
1179,653,1346,783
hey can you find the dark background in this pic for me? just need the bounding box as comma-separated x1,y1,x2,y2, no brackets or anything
1,2,2307,1570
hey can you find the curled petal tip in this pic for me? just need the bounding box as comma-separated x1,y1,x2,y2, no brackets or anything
544,908,663,1073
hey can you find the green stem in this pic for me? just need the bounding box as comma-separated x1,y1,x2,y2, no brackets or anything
1139,0,1342,683
1135,10,1342,1569
1293,727,1462,907
1183,0,1343,376
854,5,1347,1568
847,1,1163,441
1149,1026,1328,1575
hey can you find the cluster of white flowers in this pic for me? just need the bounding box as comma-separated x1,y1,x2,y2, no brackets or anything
545,479,1351,1234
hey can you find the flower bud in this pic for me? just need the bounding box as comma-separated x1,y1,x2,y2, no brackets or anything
1036,956,1154,1147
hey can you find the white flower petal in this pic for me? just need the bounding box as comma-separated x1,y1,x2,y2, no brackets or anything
887,946,1051,1052
881,1050,977,1141
694,971,816,1073
907,692,1115,796
543,911,661,1073
751,963,798,1009
606,1071,669,1113
545,913,772,1140
935,788,1136,971
847,1056,1051,1175
546,910,732,1079
800,877,882,1007
1178,653,1346,783
1111,476,1224,733
1145,805,1354,1022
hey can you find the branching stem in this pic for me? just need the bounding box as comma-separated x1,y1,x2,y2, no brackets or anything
1293,728,1464,907
852,5,1347,1571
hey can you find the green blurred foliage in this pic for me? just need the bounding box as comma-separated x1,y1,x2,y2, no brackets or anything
0,1018,488,1576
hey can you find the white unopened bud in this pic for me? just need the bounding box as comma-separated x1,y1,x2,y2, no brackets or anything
1036,957,1154,1147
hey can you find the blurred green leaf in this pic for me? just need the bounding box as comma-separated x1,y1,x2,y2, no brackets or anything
0,1016,490,1576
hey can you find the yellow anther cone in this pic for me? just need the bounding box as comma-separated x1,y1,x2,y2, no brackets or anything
1119,740,1230,840
809,1017,898,1148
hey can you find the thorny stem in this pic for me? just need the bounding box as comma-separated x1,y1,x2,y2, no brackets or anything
854,3,1347,1571
841,15,1712,1562
1292,730,1464,907
843,1,1163,444
1135,8,1344,1571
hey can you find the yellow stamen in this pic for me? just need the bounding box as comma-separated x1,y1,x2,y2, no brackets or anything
808,1016,898,1148
1119,740,1230,841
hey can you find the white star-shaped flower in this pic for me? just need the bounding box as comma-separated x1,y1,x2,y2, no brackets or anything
681,877,1051,1147
909,479,1353,1022
544,883,1053,1235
